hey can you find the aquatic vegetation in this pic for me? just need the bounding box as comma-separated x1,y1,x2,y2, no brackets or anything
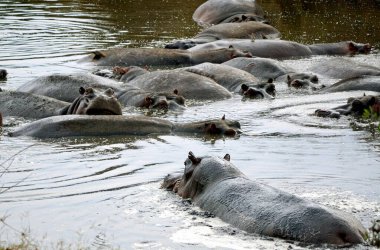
362,104,380,132
368,219,380,248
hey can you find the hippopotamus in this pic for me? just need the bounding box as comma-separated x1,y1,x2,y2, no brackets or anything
0,90,69,119
319,76,380,93
192,0,266,27
222,57,319,89
309,58,380,79
308,41,371,56
315,94,380,119
165,22,280,49
80,47,252,67
9,115,241,138
188,40,371,59
0,69,7,80
182,63,275,99
17,72,122,103
119,68,232,101
59,87,122,115
162,152,366,245
18,72,186,111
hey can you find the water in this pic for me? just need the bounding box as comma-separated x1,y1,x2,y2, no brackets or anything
1,0,380,249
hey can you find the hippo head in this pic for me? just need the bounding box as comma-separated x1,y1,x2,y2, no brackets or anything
315,94,380,119
61,87,123,115
116,66,149,82
162,152,242,199
227,45,253,59
241,79,276,99
165,40,197,50
348,42,372,55
141,89,186,111
287,74,325,92
175,115,241,136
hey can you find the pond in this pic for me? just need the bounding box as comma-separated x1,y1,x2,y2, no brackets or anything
0,0,380,249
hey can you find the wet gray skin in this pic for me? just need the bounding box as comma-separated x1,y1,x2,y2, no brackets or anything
182,62,275,99
0,89,69,119
9,115,241,138
308,57,380,79
80,47,252,67
59,87,122,115
162,152,367,245
315,94,380,119
122,69,233,101
188,40,371,59
17,72,123,102
165,22,280,49
319,76,380,93
287,77,325,92
192,0,265,27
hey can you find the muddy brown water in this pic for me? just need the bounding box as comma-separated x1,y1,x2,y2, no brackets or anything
0,0,380,249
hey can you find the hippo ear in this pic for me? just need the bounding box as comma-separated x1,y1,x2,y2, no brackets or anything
145,96,153,104
363,93,366,96
368,96,376,106
348,42,358,53
287,75,291,85
228,45,234,49
221,114,225,120
224,154,230,161
79,87,85,95
242,15,247,21
188,151,201,165
173,89,178,95
92,51,106,60
241,84,249,91
267,78,274,83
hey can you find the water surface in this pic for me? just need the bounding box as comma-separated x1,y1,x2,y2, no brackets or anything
1,1,380,249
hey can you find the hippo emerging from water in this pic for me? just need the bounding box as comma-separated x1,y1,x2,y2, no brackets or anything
81,47,252,67
162,152,366,245
10,115,241,138
315,94,380,119
188,40,371,59
165,22,280,49
192,0,266,27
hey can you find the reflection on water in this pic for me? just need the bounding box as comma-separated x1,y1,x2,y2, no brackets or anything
0,0,380,249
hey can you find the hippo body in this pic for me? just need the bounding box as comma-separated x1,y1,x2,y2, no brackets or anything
165,22,280,49
315,95,380,119
0,69,7,80
182,63,275,98
309,58,380,79
320,76,380,93
0,90,68,119
10,115,241,138
163,152,366,245
188,39,313,59
189,40,370,59
193,0,265,27
125,69,232,101
308,41,371,56
82,47,252,67
18,73,122,103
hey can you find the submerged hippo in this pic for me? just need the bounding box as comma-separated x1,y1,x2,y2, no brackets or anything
165,22,280,49
120,68,232,101
0,90,69,119
18,73,185,111
319,76,380,93
182,63,275,99
188,40,371,59
18,72,122,103
81,47,252,67
9,115,241,138
315,94,380,119
193,0,265,27
222,57,320,91
162,152,366,245
309,58,380,79
59,87,122,115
